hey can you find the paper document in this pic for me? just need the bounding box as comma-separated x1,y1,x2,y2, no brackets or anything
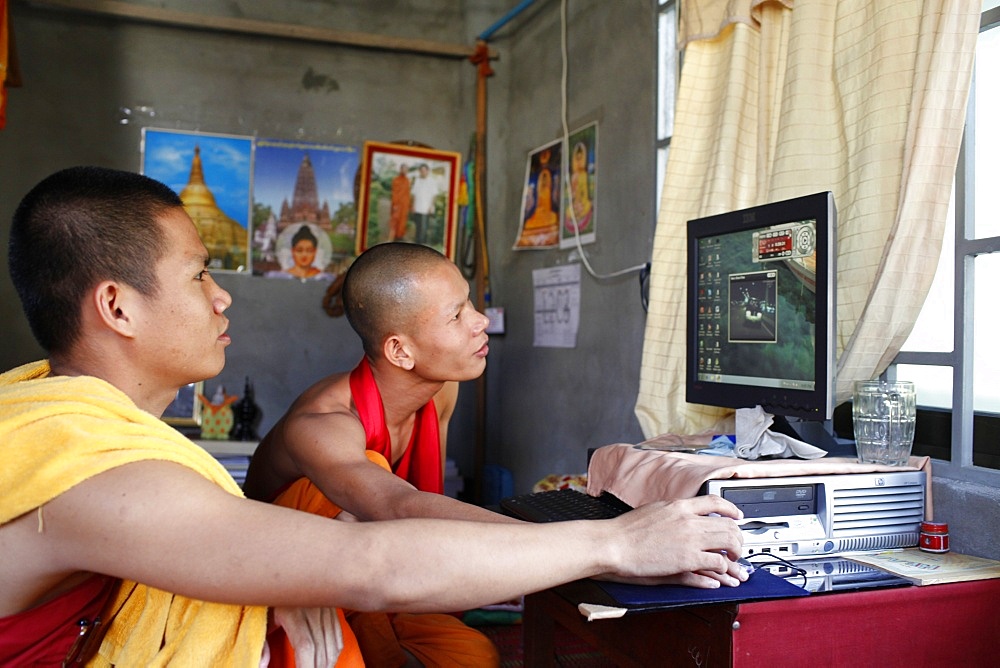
847,548,1000,585
532,264,581,348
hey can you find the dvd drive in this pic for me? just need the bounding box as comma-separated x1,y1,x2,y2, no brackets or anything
721,483,817,518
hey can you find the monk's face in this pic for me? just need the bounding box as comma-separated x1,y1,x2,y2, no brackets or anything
136,208,233,391
404,261,489,382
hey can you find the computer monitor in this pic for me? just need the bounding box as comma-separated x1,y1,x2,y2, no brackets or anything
686,191,838,449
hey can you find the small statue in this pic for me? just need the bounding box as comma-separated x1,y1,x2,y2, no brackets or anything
230,376,263,442
198,385,238,440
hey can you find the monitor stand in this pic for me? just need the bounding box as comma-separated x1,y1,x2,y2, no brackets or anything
768,415,857,458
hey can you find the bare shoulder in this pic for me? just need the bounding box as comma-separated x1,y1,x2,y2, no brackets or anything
276,375,368,464
244,371,357,500
290,371,354,413
270,372,357,450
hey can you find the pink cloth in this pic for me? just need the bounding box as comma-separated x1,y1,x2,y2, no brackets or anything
587,442,932,514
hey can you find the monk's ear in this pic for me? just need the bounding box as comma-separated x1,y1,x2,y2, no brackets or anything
383,333,415,370
92,280,139,338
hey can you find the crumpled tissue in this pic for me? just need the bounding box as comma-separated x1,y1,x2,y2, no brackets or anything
734,406,828,460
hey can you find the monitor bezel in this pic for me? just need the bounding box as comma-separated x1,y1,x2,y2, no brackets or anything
685,191,837,421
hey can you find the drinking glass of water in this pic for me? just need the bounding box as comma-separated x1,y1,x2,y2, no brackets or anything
852,380,916,466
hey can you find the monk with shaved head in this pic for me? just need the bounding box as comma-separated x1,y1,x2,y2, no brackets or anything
245,242,505,666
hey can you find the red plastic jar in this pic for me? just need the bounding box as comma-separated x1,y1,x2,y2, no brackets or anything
919,521,950,553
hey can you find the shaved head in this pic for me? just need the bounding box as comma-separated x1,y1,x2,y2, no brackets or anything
343,242,455,357
10,166,178,355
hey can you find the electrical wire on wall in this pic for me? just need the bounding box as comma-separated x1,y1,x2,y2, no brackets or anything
557,0,652,308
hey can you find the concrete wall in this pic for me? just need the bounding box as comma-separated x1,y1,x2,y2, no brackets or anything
2,0,996,558
0,0,496,480
482,1,654,485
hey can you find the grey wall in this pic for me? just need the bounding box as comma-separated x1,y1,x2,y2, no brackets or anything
2,0,996,558
483,1,654,484
0,0,495,480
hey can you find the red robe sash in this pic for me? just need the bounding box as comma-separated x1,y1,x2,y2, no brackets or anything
0,574,118,666
349,357,444,494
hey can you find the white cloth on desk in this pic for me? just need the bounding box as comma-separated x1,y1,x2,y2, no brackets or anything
734,406,828,460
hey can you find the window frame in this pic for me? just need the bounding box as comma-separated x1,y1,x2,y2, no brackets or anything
890,5,1000,486
655,0,678,207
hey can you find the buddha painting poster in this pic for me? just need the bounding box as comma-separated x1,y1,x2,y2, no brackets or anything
560,122,597,249
141,128,253,272
515,139,562,249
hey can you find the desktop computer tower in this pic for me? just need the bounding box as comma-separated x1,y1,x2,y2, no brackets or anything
700,470,926,559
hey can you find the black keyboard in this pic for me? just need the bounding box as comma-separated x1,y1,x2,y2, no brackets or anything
500,488,633,523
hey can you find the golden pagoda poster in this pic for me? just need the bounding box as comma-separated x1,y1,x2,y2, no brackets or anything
141,128,253,272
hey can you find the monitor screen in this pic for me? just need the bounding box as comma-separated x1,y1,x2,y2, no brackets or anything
686,191,836,425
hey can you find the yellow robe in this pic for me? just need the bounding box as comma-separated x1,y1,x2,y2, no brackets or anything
0,361,267,667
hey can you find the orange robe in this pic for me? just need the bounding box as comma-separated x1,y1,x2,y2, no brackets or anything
389,172,412,241
270,358,498,667
273,454,498,668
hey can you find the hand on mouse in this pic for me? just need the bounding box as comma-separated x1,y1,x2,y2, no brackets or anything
596,495,748,588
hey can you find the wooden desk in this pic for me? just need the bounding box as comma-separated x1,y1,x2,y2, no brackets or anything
524,577,1000,667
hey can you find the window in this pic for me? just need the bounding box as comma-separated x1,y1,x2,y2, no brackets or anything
891,2,1000,484
655,1,677,206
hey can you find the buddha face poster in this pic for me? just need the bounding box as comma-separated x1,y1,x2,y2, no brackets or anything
251,138,359,281
141,128,253,272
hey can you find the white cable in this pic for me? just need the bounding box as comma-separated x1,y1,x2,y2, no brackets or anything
559,0,648,280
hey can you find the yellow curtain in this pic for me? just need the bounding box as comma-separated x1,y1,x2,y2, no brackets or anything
635,0,980,437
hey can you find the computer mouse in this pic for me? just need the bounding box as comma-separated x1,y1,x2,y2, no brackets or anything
737,557,756,575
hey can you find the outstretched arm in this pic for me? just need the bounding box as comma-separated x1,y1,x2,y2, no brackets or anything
18,460,745,613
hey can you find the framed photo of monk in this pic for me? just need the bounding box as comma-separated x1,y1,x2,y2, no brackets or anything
161,381,205,427
356,141,461,261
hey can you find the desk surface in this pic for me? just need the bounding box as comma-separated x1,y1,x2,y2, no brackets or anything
525,577,1000,667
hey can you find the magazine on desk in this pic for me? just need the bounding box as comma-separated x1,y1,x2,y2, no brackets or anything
846,548,1000,586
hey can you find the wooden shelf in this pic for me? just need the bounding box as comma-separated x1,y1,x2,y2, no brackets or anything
192,439,259,457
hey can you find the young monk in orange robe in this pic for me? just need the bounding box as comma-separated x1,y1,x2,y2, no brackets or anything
245,243,506,666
